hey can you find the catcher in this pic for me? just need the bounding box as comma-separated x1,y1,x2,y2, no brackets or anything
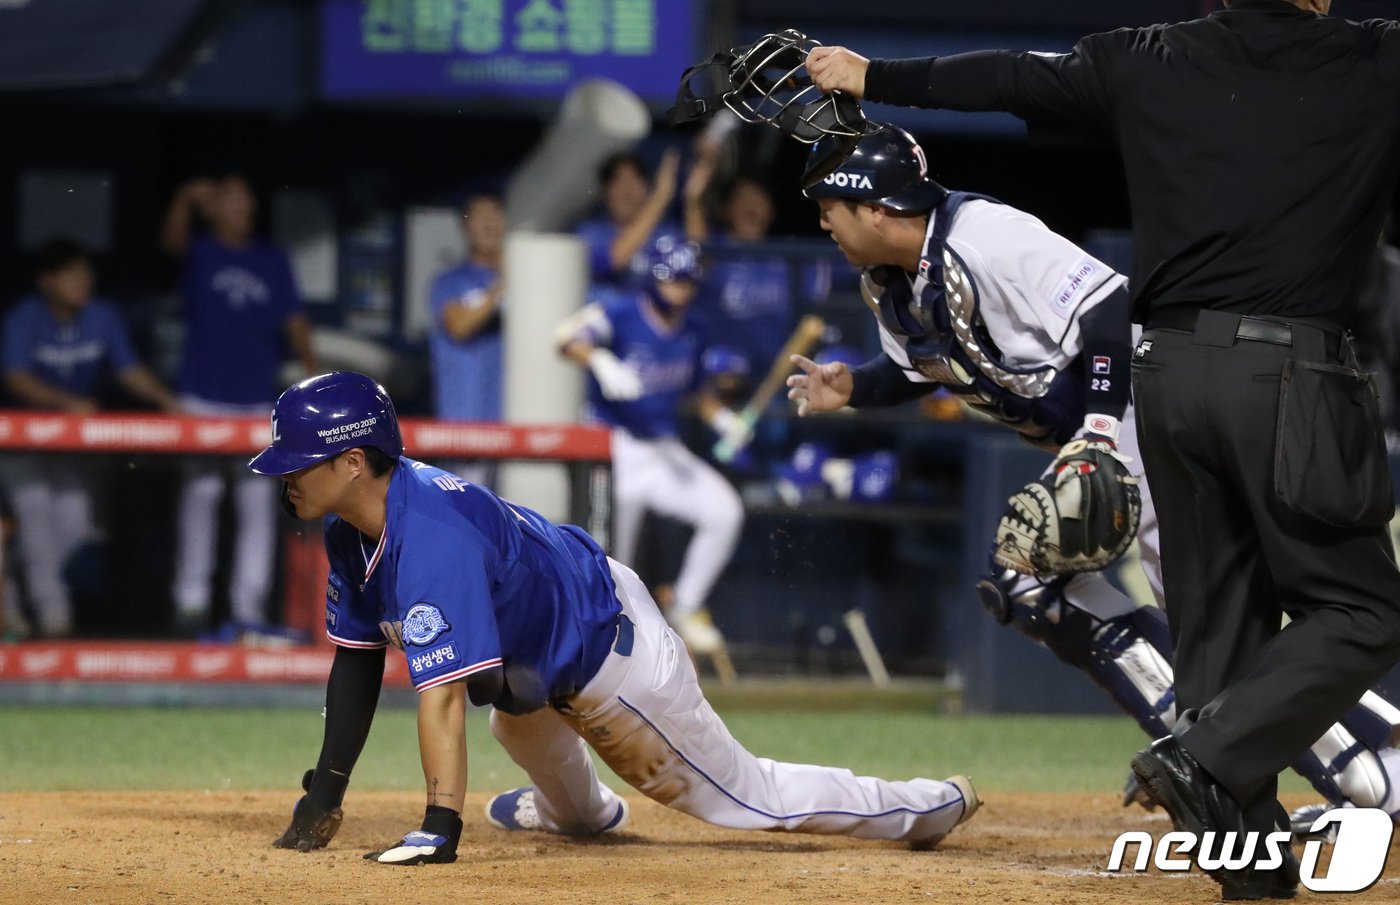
784,121,1400,828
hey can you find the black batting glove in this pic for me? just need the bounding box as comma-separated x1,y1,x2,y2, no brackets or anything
273,768,346,852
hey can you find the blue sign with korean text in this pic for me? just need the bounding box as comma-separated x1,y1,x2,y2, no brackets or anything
321,0,695,102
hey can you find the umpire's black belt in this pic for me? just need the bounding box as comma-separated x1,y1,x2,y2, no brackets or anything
1146,308,1344,360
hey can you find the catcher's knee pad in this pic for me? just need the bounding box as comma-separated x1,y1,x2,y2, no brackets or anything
975,567,1176,739
1292,691,1400,811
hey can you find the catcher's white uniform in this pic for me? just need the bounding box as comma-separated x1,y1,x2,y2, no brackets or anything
842,191,1400,816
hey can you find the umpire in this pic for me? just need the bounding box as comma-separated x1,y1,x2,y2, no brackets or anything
809,1,1400,898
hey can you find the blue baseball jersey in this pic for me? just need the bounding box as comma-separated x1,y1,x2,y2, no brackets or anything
576,217,680,290
428,261,502,422
322,459,622,714
177,234,301,405
703,242,793,371
1,295,140,397
580,294,706,439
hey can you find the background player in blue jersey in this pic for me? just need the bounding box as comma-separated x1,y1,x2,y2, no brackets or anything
250,371,978,864
575,148,713,302
703,176,794,374
161,173,320,637
554,236,745,656
427,192,505,487
2,239,180,638
784,125,1400,857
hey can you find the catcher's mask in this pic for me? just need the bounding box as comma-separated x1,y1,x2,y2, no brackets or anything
669,29,874,186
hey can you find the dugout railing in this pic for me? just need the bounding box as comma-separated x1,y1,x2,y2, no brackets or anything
0,411,610,688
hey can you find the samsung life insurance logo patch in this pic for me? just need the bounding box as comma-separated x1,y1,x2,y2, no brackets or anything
823,169,876,191
410,642,459,676
1107,807,1393,893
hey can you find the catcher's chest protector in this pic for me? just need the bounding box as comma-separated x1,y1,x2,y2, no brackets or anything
873,192,1083,445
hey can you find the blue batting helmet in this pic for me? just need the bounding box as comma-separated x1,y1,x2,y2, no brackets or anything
649,235,705,284
802,123,946,212
702,345,752,380
248,371,404,476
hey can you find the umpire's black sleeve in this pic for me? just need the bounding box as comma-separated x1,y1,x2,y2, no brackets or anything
864,32,1119,137
309,644,386,810
848,354,939,408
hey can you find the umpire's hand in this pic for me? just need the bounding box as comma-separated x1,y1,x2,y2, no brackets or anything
808,47,869,98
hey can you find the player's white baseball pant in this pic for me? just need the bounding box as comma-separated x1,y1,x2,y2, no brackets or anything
489,560,970,843
170,396,278,626
1,454,96,635
610,431,743,621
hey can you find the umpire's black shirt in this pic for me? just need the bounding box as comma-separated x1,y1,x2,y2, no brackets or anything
864,1,1400,326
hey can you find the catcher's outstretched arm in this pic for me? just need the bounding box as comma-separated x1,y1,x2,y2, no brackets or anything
848,353,941,408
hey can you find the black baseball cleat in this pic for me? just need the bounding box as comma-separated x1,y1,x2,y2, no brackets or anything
1130,736,1252,887
1220,842,1301,901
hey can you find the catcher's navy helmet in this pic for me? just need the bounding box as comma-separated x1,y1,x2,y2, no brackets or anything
648,235,705,284
802,124,947,211
248,371,404,476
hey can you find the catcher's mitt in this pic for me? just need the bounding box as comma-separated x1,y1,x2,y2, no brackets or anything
993,438,1141,577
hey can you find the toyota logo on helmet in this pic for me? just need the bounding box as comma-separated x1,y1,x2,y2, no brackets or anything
803,123,947,213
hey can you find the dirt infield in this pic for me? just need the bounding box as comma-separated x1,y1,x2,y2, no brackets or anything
1,791,1396,905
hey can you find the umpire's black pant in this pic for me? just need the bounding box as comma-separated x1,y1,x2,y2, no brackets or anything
1133,308,1400,808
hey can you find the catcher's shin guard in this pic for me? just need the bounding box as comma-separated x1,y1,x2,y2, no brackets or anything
1291,691,1400,812
976,567,1176,739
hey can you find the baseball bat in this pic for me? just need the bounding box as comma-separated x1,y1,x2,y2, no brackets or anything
843,609,891,688
713,314,826,462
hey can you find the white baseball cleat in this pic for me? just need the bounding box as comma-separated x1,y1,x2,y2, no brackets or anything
485,786,630,835
910,775,981,851
676,610,725,655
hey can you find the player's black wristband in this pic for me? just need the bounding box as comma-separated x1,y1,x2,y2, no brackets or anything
848,354,939,409
422,805,463,849
1076,286,1131,421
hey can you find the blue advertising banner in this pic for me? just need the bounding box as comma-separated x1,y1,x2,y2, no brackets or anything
322,0,695,102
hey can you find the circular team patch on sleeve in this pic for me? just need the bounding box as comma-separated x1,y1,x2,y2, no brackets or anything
402,603,451,646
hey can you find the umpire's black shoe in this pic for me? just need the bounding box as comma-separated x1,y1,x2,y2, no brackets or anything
1130,736,1252,887
1221,844,1301,901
